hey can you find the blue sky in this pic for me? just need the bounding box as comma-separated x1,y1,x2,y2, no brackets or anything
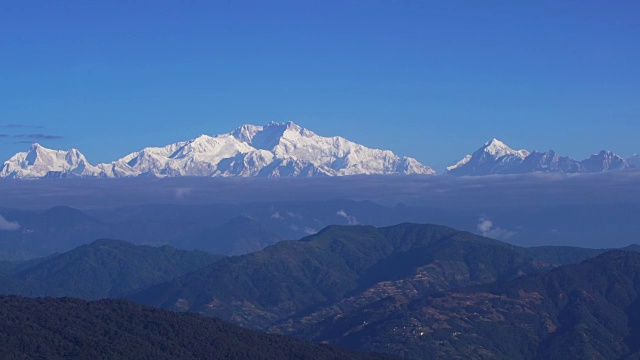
1,1,638,171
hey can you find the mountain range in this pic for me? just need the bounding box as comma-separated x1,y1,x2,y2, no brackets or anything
3,199,640,262
124,223,640,359
0,121,433,178
1,122,637,178
1,222,640,358
447,138,637,176
126,223,632,330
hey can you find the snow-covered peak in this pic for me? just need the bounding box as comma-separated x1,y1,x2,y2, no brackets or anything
580,150,628,172
231,124,264,143
54,121,434,178
267,120,300,130
481,138,529,159
0,143,98,178
446,139,530,175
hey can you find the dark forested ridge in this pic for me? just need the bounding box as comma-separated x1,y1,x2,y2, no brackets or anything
0,239,223,300
129,223,561,330
0,296,397,360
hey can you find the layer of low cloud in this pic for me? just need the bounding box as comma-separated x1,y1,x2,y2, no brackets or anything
0,215,20,231
0,171,639,210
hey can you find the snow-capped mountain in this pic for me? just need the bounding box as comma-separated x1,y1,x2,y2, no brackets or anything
3,127,636,179
513,150,582,173
1,122,435,179
580,150,629,172
446,139,530,176
0,143,100,179
447,140,633,176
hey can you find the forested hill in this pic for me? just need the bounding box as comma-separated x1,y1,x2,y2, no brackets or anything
0,239,224,300
311,250,640,359
0,296,398,360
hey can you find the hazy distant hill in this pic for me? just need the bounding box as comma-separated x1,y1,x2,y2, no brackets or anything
0,239,223,300
0,296,397,360
2,199,640,261
187,215,282,255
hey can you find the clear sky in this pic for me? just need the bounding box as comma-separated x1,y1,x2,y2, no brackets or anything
1,1,638,172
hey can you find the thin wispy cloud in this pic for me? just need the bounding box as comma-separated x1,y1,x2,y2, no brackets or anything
13,134,63,140
1,124,44,129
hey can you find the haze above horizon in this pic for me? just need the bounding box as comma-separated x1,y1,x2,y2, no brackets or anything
1,1,638,171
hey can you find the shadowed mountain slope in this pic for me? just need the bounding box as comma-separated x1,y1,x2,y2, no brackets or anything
0,239,223,300
0,296,397,360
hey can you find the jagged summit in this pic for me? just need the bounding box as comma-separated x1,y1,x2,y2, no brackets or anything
482,138,530,158
447,140,633,176
0,143,99,179
446,138,529,176
2,122,435,178
3,129,636,179
581,150,628,172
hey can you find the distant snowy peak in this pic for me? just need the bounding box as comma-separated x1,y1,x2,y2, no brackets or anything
0,143,99,178
100,133,255,177
446,138,529,176
581,150,628,172
518,150,582,173
447,140,633,176
482,138,530,159
231,121,313,150
100,121,435,177
3,129,635,179
1,122,435,179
